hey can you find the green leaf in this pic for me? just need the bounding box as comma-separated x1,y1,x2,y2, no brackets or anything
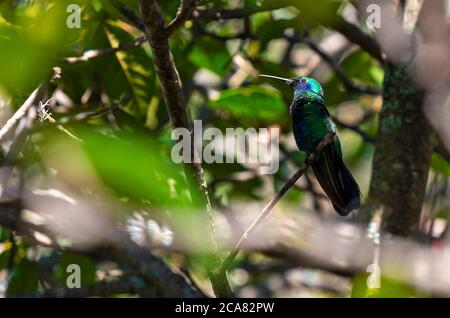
189,38,232,76
6,259,39,296
104,21,157,117
0,1,75,95
351,273,422,298
210,86,287,122
323,50,383,105
255,17,304,50
0,241,13,270
283,0,342,26
340,50,383,86
431,153,450,177
55,252,96,286
75,128,195,209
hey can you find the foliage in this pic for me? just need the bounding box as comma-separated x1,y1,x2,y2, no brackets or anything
0,0,447,298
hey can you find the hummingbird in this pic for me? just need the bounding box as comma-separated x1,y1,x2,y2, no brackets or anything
261,74,361,216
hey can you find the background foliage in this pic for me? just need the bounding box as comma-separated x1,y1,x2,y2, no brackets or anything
0,0,449,298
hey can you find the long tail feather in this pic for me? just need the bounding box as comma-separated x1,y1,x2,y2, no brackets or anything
312,143,361,216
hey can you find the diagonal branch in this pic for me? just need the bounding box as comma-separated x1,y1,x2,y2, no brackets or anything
218,132,336,275
332,116,375,143
166,0,197,34
0,86,43,143
0,68,61,145
332,17,383,62
193,6,382,62
63,36,147,64
192,3,285,21
287,34,382,95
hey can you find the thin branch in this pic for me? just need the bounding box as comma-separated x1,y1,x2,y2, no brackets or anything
117,2,146,32
0,68,60,145
166,0,197,34
63,36,147,64
192,3,284,21
332,17,383,62
0,87,42,143
218,132,336,275
37,99,84,143
138,0,232,297
192,7,382,62
332,116,375,143
287,35,382,95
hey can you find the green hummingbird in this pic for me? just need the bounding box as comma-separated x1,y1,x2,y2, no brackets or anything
261,74,361,216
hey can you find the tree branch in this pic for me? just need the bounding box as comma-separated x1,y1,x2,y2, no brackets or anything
192,6,383,62
288,35,382,95
0,86,43,143
138,0,232,297
63,36,147,64
332,17,383,62
332,116,376,143
116,2,146,32
192,3,284,21
218,133,336,275
166,0,197,34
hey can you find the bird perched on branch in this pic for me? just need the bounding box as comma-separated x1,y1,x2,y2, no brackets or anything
261,74,361,216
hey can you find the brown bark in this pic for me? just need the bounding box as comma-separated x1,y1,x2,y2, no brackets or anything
138,0,232,297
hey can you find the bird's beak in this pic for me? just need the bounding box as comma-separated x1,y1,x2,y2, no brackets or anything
260,74,294,87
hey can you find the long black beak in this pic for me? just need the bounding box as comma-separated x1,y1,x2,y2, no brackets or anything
260,74,294,87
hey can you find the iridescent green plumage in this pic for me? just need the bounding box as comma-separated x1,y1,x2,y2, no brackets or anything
261,75,360,215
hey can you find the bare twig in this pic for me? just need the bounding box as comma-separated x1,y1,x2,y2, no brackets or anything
166,0,197,34
218,133,336,275
193,7,382,62
0,86,43,143
332,116,375,143
332,17,383,62
37,99,83,143
0,67,60,147
287,35,382,95
192,4,284,21
63,36,147,64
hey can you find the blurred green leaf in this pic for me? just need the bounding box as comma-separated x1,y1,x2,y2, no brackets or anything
283,0,342,26
340,50,383,86
0,1,77,95
351,273,421,298
210,86,287,122
189,38,232,76
431,153,450,177
6,258,38,296
104,21,157,118
0,241,12,270
55,252,96,286
324,50,382,105
256,17,304,50
76,128,195,209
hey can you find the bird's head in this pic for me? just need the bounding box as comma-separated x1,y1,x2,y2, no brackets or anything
260,74,324,103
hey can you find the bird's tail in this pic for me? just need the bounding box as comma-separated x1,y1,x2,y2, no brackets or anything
312,143,361,216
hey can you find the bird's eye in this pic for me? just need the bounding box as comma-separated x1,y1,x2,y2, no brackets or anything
301,79,307,83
